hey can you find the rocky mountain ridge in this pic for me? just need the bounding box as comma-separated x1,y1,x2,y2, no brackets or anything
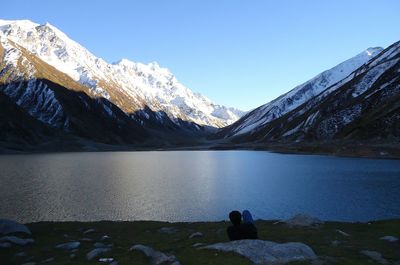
0,19,243,129
217,40,400,148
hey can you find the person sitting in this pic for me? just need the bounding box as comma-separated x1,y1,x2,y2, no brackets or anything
227,210,258,241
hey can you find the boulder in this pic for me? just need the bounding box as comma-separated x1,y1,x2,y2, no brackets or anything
361,250,388,265
158,227,178,234
55,241,80,250
130,244,181,265
336,229,350,236
83,228,96,235
189,232,203,239
201,240,317,265
99,257,114,262
86,247,111,260
0,236,34,246
94,242,113,248
285,214,323,227
15,252,27,257
380,236,398,242
330,240,340,246
101,235,111,241
0,219,31,235
0,242,12,248
41,257,55,263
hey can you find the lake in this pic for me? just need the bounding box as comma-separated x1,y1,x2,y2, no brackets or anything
0,151,399,223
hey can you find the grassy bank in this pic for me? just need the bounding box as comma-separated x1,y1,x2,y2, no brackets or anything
1,219,399,264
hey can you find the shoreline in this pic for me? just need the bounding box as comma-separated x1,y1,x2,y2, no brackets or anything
1,143,399,160
13,216,400,226
2,218,400,264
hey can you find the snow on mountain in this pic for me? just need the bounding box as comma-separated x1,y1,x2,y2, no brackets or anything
219,40,400,144
222,46,383,137
0,19,244,128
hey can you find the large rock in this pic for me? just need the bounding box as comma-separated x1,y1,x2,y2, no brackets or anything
0,219,31,235
201,240,317,265
83,228,96,235
94,242,113,248
380,236,398,242
55,241,80,250
158,227,178,234
361,250,388,265
0,236,34,246
284,214,323,227
0,242,12,248
86,248,111,260
130,244,181,265
189,232,203,239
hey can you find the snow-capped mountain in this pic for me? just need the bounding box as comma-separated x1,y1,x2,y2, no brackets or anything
0,19,243,128
216,46,383,138
217,40,400,143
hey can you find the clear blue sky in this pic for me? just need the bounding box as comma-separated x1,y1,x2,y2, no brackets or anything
2,0,400,111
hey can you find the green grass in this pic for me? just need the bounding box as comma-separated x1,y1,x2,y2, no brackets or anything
1,220,399,264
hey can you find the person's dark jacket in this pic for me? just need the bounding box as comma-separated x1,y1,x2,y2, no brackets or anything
227,223,258,241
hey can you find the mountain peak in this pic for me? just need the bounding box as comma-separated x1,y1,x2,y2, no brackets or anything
113,58,134,66
0,19,38,28
365,47,383,56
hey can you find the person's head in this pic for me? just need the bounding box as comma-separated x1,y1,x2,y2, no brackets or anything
242,210,254,224
229,210,242,226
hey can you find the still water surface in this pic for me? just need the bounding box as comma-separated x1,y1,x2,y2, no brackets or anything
0,151,399,223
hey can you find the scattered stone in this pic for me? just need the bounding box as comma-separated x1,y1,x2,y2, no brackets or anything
0,242,12,248
94,242,113,248
330,240,340,246
15,251,27,257
201,240,317,265
285,214,323,227
70,248,79,253
99,257,114,262
22,262,36,265
336,229,350,237
41,257,55,263
110,261,118,265
56,241,80,250
0,236,34,246
86,248,111,260
70,253,76,259
101,235,111,241
130,244,181,265
361,250,388,265
83,228,96,234
158,227,178,234
380,236,399,242
189,232,203,239
192,243,204,248
81,237,93,242
63,234,69,238
0,219,31,235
